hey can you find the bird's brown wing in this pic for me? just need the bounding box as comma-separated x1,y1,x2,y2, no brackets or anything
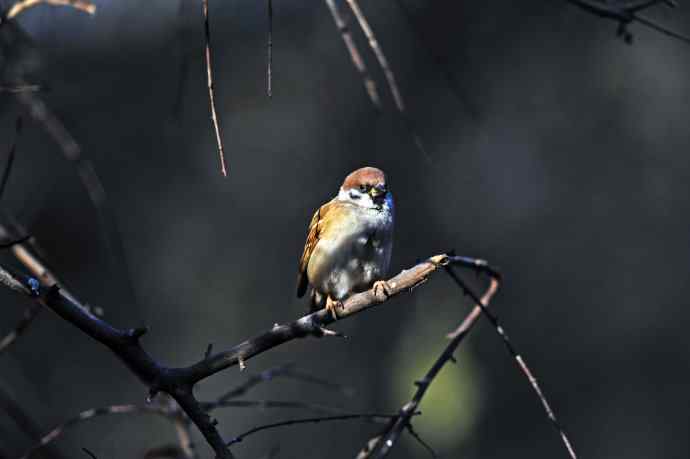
297,199,335,298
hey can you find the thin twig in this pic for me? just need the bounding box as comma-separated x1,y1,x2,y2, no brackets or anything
358,275,500,458
392,0,479,120
0,385,66,459
211,363,354,403
5,0,95,19
444,265,577,459
215,363,295,403
13,89,135,316
405,423,437,459
227,413,413,446
0,117,21,201
201,0,228,177
267,0,272,97
323,0,381,108
17,400,189,459
343,0,430,162
0,303,41,356
565,0,690,44
203,399,347,415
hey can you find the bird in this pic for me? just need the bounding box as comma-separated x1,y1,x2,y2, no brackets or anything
297,167,394,319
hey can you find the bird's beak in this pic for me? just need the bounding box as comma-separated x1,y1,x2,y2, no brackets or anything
369,186,386,199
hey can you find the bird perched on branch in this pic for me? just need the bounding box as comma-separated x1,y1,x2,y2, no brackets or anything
297,167,394,319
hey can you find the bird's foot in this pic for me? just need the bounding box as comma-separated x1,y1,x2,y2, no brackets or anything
325,296,344,320
372,280,393,302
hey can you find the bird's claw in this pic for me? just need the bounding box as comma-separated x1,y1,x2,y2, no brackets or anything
325,296,343,320
372,280,392,302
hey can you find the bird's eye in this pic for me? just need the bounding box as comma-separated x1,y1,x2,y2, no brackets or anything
359,184,368,192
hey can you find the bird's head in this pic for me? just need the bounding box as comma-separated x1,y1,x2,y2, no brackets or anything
338,166,391,209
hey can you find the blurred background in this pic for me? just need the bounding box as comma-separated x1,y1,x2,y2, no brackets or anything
0,0,689,458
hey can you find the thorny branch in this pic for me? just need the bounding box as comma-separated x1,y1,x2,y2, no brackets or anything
444,264,578,459
356,271,500,458
0,217,102,357
0,254,496,459
20,363,356,459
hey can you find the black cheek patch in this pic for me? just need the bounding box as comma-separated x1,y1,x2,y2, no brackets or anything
349,191,361,199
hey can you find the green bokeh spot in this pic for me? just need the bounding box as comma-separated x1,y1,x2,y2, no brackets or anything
389,306,482,452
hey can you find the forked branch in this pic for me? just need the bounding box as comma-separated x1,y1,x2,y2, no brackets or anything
357,272,500,458
0,253,490,459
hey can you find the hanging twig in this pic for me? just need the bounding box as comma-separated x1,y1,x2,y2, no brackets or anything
323,0,381,108
392,0,479,120
267,0,272,97
343,0,430,162
201,0,228,176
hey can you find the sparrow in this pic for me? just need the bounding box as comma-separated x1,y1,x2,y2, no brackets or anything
297,167,394,319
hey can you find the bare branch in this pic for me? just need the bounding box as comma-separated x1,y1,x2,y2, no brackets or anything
324,0,381,108
203,399,347,415
0,384,66,459
565,0,690,44
17,402,184,459
343,0,430,162
201,0,228,177
392,0,479,120
0,303,41,356
344,0,402,110
226,413,415,446
357,274,500,458
444,264,577,459
5,0,95,19
211,363,354,403
12,88,138,314
0,251,506,458
180,254,453,384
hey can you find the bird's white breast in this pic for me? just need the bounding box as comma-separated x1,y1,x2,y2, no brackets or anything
307,196,394,301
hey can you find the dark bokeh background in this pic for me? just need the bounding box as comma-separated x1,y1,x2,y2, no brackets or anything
1,0,689,458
